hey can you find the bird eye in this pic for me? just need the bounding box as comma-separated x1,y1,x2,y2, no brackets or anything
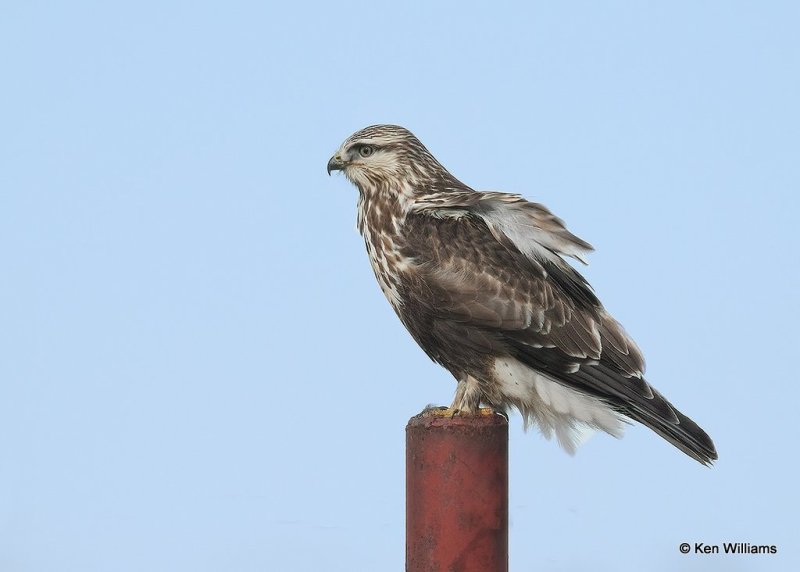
359,145,374,157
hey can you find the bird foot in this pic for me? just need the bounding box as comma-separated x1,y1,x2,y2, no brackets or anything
421,405,496,418
422,405,461,418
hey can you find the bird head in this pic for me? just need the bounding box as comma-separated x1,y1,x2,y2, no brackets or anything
327,125,450,193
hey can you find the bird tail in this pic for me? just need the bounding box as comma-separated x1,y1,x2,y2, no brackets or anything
509,344,718,465
624,389,718,466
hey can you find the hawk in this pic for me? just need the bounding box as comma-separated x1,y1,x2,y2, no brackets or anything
328,124,717,465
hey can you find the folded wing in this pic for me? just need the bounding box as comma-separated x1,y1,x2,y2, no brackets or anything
407,191,717,464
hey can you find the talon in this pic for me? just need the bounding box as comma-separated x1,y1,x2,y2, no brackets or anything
423,406,461,418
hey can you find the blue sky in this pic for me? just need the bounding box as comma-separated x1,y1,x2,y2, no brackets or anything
1,1,798,570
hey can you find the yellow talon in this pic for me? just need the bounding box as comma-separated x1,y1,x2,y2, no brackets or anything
422,406,497,418
425,406,460,418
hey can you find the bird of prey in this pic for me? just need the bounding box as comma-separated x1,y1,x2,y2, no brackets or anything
328,124,717,465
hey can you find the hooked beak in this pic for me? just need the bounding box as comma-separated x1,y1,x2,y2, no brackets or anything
327,154,345,176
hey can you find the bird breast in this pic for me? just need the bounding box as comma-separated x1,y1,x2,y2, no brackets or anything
359,197,415,311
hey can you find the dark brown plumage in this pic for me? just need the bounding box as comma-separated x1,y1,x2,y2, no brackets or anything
328,124,717,465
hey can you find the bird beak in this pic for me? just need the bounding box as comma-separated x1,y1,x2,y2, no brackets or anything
327,155,345,176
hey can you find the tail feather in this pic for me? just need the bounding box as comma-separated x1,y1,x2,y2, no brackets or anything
510,343,718,465
625,390,718,465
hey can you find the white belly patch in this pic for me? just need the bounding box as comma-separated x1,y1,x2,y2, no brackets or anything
492,356,625,453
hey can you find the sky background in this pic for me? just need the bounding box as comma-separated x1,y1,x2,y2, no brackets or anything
2,1,798,571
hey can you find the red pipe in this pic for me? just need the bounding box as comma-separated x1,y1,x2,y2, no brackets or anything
406,410,509,572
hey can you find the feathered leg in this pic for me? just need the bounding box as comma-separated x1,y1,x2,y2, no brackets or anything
424,376,489,417
450,375,482,413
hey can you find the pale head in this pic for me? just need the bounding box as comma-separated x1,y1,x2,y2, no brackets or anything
327,124,450,193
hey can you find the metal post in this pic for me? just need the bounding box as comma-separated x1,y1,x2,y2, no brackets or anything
406,410,509,572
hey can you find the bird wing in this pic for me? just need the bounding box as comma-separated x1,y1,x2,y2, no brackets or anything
412,190,594,264
408,191,644,378
406,191,717,464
